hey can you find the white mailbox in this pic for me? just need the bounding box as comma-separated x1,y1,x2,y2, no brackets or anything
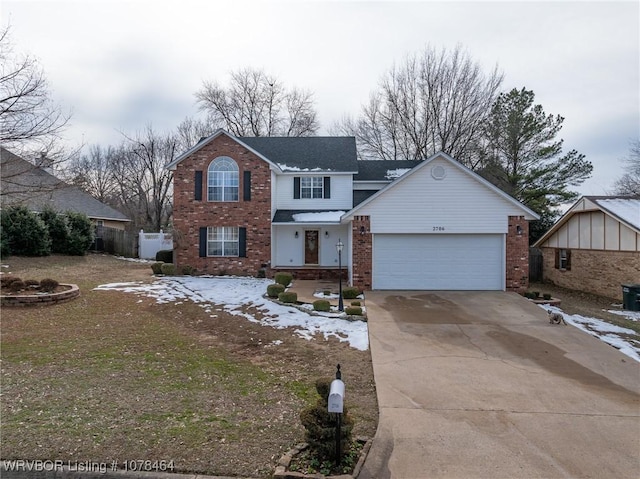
328,379,345,413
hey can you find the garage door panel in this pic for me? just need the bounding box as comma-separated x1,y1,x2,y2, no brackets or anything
373,234,503,290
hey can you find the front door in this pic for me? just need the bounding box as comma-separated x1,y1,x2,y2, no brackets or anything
305,230,319,265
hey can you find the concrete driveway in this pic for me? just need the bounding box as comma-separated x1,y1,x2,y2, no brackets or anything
359,291,640,479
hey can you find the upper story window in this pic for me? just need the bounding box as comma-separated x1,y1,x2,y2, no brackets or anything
301,177,324,199
208,156,239,202
294,176,330,199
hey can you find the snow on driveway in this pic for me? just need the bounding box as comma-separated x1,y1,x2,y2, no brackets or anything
540,304,640,362
95,276,369,351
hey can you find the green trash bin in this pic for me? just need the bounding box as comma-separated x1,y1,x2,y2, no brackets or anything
622,284,640,311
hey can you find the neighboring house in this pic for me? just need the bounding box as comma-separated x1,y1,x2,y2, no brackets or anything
534,196,640,300
167,129,538,291
1,147,130,233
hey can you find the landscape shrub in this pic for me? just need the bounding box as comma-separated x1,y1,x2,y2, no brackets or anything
0,275,20,288
155,249,173,263
256,268,266,278
543,293,552,300
39,278,59,292
64,212,94,255
350,300,361,306
151,262,164,274
278,291,297,303
345,306,363,316
532,291,540,298
342,287,360,300
160,263,176,275
267,283,285,298
313,299,331,312
1,206,51,257
180,264,195,275
274,272,293,287
9,280,26,292
300,378,353,461
40,207,70,254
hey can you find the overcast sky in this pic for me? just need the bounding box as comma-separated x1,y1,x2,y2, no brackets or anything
3,0,639,196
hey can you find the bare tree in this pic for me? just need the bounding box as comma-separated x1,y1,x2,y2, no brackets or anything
612,140,640,196
0,27,70,156
175,116,214,150
195,68,319,137
111,125,175,230
66,144,120,203
333,45,503,167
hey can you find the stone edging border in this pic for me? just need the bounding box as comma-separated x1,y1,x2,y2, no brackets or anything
1,284,80,307
274,438,372,479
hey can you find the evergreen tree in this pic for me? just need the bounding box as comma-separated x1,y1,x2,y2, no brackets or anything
480,88,592,242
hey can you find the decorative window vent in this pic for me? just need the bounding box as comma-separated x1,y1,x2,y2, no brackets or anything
431,165,446,180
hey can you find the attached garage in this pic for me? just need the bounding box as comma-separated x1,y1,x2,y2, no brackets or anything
372,234,504,290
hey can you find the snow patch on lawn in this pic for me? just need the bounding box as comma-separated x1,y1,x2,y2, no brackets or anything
607,309,640,321
95,276,369,350
539,304,640,362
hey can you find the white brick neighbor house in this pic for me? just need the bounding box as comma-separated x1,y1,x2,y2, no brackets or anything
167,129,538,291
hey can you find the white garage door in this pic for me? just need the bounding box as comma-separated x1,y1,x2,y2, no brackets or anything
373,234,504,290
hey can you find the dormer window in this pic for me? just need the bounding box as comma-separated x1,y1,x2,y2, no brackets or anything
208,156,239,202
293,176,331,199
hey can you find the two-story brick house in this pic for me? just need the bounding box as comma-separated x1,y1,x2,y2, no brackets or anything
167,129,538,291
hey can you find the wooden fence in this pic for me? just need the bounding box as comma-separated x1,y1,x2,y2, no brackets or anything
93,226,137,257
529,247,543,282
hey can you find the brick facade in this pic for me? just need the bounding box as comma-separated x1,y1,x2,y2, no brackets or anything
172,135,271,276
505,215,530,293
542,248,640,300
351,216,372,290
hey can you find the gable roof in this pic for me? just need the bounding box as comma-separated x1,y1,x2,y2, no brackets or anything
242,136,358,173
343,151,539,221
533,196,640,247
354,160,423,181
166,128,358,173
1,147,130,222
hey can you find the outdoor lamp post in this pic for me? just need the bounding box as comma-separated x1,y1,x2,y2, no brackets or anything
336,239,344,311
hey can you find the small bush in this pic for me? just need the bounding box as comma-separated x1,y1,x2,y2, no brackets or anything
323,290,332,296
0,275,20,288
532,291,540,298
181,264,195,275
267,283,285,298
342,286,361,300
1,206,51,256
274,272,293,287
64,211,94,255
351,300,361,306
9,280,26,292
345,306,363,316
256,268,266,278
313,299,331,312
543,293,552,300
160,263,176,275
151,262,164,274
39,278,59,292
155,249,173,263
278,291,297,303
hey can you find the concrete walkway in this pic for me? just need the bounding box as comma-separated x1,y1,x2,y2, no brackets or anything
359,291,640,479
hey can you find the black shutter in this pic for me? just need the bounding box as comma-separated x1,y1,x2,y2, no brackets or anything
194,171,203,201
239,227,247,257
554,249,559,269
324,177,331,199
243,171,251,201
566,250,571,271
293,177,300,199
199,227,207,257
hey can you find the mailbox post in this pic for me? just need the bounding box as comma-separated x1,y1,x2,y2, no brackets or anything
328,364,345,464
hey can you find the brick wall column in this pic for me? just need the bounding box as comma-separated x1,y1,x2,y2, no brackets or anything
506,215,529,293
352,216,372,290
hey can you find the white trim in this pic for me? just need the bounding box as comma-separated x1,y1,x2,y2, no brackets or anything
166,129,282,172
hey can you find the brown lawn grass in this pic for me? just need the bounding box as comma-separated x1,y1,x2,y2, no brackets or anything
1,254,378,477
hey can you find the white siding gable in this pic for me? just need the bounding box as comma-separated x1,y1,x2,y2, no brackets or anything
275,174,353,210
346,156,532,234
